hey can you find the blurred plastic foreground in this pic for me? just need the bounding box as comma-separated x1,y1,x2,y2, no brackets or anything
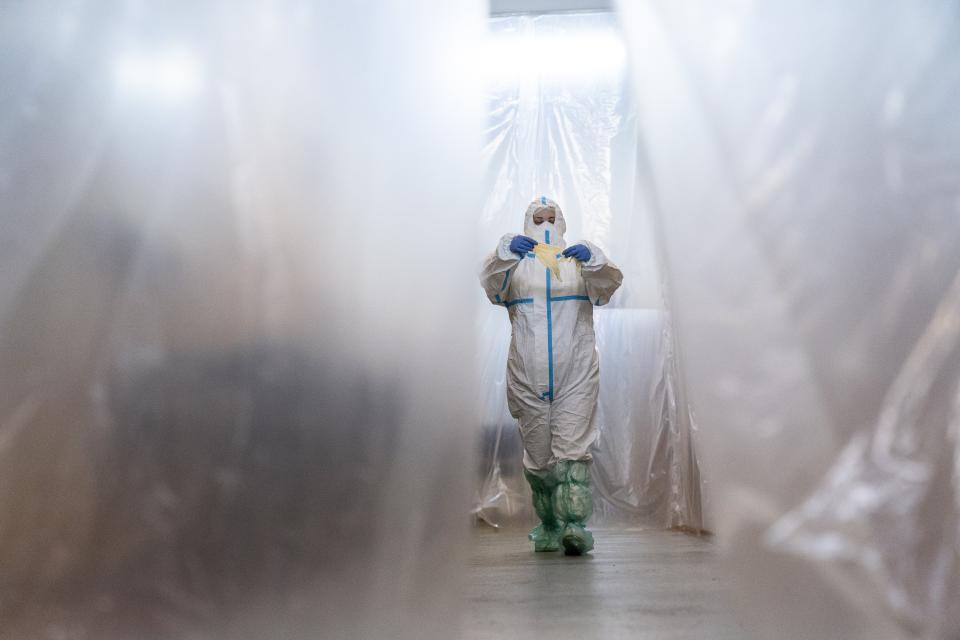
0,2,483,639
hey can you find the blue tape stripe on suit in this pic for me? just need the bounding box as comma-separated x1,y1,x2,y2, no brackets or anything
549,295,590,302
544,268,554,400
499,267,512,292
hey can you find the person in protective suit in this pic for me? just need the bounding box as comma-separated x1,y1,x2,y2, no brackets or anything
479,197,623,554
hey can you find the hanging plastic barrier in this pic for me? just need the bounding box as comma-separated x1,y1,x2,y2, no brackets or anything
0,2,483,639
616,1,960,637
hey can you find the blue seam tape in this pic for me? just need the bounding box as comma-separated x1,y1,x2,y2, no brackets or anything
541,196,546,205
549,295,590,302
503,297,533,308
544,267,554,401
499,267,512,292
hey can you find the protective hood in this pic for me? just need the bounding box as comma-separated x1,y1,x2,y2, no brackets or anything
524,197,567,248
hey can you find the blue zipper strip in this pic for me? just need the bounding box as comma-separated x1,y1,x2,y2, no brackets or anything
543,266,554,401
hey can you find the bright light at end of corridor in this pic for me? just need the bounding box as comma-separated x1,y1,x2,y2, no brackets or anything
484,29,626,85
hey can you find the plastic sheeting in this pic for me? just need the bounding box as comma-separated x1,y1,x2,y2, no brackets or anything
474,12,704,530
617,1,960,637
0,2,483,639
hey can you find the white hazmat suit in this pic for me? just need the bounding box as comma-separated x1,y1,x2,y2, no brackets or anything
480,197,622,554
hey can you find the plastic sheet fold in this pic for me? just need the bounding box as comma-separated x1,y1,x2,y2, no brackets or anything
616,1,960,636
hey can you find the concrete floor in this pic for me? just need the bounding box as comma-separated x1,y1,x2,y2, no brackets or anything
464,526,747,640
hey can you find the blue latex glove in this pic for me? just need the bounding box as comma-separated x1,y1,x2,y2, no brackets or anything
509,235,538,256
562,243,591,262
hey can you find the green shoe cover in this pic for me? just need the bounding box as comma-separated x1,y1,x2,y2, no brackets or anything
524,467,561,552
553,460,595,555
528,523,562,552
561,522,594,555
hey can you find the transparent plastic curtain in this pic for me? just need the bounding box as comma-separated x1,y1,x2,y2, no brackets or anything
616,1,960,637
0,2,483,639
474,12,704,530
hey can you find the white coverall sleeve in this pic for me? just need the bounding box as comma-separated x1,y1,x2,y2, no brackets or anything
480,234,521,305
578,240,623,306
